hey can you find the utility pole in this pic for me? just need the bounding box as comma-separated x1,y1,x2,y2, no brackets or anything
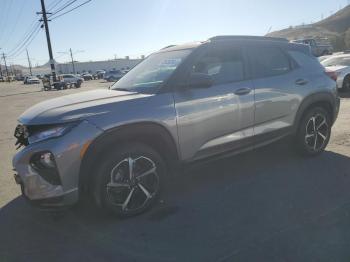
58,49,83,74
26,49,33,76
69,48,76,74
39,0,56,82
10,64,14,76
0,48,2,78
2,52,9,78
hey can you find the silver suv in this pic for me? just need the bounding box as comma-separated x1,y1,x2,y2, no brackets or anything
13,36,340,217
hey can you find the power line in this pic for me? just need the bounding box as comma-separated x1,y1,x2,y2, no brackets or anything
5,19,40,55
0,0,14,44
49,0,78,16
7,23,41,58
10,27,42,59
3,0,27,48
50,0,92,20
47,0,65,11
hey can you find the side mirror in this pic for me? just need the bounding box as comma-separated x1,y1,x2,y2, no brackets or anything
188,73,212,89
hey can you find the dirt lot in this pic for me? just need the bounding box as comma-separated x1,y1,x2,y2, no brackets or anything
0,80,350,261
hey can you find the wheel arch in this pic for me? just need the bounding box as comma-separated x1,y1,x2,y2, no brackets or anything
293,92,336,133
78,121,180,193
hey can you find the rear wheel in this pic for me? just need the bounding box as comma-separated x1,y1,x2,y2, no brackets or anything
342,75,350,91
93,143,165,217
295,107,331,156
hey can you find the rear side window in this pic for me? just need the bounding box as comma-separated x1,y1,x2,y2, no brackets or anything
191,46,245,85
249,46,291,78
288,50,323,70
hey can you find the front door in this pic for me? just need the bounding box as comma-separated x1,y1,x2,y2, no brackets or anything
173,43,255,161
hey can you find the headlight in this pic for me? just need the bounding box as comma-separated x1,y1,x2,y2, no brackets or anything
28,122,78,144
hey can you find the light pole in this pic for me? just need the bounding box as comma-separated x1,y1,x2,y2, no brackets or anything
0,48,2,78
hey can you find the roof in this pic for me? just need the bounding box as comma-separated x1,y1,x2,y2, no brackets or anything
157,35,290,53
209,35,288,42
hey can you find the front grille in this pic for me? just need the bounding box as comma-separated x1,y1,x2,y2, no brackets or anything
14,124,29,149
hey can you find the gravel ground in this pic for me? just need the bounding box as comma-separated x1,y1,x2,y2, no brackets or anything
0,80,350,262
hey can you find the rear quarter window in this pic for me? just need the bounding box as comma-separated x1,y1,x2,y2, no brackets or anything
248,46,292,78
287,50,323,71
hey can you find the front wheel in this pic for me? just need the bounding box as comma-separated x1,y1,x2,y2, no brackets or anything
93,143,165,217
295,107,331,156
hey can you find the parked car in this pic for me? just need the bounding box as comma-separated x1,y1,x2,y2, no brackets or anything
0,76,3,82
318,55,332,62
23,76,40,84
13,35,339,217
60,74,83,88
81,72,93,81
93,70,105,79
292,38,333,57
15,75,25,81
104,69,124,82
321,54,350,91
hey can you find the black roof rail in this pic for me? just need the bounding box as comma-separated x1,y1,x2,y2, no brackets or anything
161,45,177,50
209,35,288,42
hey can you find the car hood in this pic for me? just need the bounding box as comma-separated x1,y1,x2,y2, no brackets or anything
19,89,151,125
324,65,349,72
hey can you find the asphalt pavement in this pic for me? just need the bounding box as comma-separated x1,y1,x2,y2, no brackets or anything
1,80,350,262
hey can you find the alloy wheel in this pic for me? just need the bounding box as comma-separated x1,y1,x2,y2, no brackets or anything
304,113,329,152
106,156,159,213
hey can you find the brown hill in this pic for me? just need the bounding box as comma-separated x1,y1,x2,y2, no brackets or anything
267,5,350,51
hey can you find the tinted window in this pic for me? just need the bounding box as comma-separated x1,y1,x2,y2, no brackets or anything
249,46,291,78
288,50,323,70
191,46,245,85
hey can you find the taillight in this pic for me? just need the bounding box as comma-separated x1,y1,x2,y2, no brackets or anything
325,70,338,81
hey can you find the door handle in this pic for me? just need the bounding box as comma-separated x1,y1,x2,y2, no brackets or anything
234,87,251,96
295,79,308,86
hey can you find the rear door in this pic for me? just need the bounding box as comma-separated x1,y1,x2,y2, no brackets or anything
246,44,303,141
174,43,255,161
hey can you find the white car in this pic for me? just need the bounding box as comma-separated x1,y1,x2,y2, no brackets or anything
23,76,40,84
321,54,350,91
59,74,83,88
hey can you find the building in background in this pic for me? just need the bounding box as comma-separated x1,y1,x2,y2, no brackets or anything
56,58,142,74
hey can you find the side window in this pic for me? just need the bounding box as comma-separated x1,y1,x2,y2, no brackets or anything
249,46,291,78
287,50,323,70
191,46,245,85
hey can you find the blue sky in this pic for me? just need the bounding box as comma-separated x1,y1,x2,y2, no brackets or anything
0,0,348,66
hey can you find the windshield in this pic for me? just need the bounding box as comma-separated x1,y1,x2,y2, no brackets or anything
322,56,350,67
111,49,191,93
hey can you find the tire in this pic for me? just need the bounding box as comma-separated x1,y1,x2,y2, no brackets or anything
342,75,350,92
295,107,331,156
93,143,165,217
